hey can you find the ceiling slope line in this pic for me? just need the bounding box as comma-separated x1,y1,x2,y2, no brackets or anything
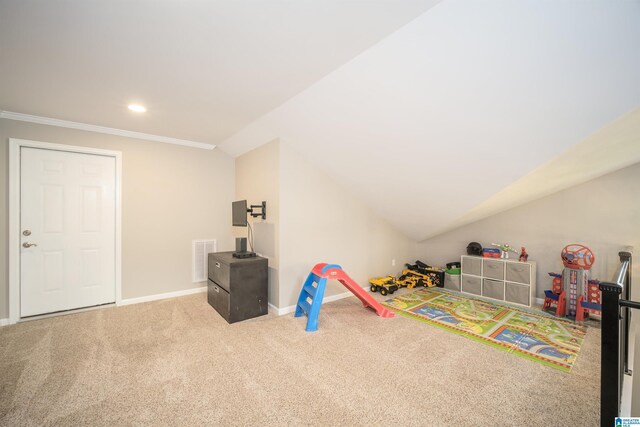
419,107,640,242
0,111,216,150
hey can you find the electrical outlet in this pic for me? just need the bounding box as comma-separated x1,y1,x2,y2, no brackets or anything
391,259,396,266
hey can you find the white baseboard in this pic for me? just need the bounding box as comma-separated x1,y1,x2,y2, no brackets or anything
269,288,364,316
535,297,544,306
0,287,208,327
268,302,280,315
119,286,207,306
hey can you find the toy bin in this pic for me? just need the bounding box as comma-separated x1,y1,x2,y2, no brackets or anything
444,271,461,291
427,269,446,288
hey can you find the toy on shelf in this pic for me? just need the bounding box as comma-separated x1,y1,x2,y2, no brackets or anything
543,244,601,320
296,263,394,332
482,248,501,258
446,261,461,274
491,243,518,259
466,242,483,256
518,247,529,262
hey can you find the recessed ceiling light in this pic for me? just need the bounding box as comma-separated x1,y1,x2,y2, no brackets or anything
128,104,146,113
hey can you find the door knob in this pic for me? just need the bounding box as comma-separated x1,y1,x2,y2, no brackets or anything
22,242,38,248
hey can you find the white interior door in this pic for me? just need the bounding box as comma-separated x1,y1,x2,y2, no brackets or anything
20,147,116,317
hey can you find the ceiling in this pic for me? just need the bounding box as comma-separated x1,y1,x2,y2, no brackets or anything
219,0,640,240
0,0,441,144
2,0,639,241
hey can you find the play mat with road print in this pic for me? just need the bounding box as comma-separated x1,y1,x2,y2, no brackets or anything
382,288,587,372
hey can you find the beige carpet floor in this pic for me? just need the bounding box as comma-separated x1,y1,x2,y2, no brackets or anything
0,289,600,426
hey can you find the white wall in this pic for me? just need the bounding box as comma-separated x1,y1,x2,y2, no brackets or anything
235,140,280,306
219,0,640,241
234,140,415,310
278,142,415,309
416,162,640,301
0,119,236,319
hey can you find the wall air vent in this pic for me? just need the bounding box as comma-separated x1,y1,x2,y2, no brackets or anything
192,239,217,283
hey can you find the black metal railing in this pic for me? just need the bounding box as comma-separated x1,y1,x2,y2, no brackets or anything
600,251,635,426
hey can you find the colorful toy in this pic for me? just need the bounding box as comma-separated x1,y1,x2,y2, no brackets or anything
369,270,434,296
518,247,529,262
543,272,566,315
446,261,461,275
396,269,435,289
296,263,394,332
543,244,601,320
575,279,602,321
405,261,445,287
491,243,518,259
369,275,399,296
482,248,501,258
369,260,444,295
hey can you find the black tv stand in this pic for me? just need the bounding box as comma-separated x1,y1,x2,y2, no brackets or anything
233,251,257,259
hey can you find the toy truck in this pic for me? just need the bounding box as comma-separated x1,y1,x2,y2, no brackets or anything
369,276,399,296
405,261,445,287
396,269,435,289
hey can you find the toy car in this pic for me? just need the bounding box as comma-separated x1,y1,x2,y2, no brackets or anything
369,276,399,296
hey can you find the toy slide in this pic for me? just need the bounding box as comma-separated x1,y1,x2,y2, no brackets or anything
295,263,394,332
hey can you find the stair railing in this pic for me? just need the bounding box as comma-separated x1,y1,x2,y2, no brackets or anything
600,251,635,426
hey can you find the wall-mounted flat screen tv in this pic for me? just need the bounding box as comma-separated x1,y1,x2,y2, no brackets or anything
232,200,248,227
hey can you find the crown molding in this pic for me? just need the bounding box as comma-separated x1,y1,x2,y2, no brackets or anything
0,111,215,150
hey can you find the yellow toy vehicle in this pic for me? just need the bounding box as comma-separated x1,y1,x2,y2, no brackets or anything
369,276,399,296
396,269,435,289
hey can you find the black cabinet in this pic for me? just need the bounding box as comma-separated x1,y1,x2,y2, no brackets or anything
207,252,268,323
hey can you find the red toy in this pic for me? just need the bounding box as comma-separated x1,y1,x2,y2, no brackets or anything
543,244,601,320
482,248,501,258
518,247,528,262
575,280,602,321
543,272,566,315
295,263,394,332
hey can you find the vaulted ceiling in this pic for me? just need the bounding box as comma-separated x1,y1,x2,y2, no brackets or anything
2,1,639,240
218,0,640,240
0,0,440,143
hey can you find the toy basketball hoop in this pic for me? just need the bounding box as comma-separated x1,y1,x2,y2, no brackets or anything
561,244,595,270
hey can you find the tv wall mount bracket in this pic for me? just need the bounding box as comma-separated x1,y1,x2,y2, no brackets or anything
248,201,267,220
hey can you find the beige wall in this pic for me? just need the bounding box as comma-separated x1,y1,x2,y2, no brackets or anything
0,119,235,319
417,160,640,414
235,140,280,306
416,162,640,302
278,142,415,308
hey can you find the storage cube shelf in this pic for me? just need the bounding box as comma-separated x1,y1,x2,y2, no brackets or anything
460,256,536,307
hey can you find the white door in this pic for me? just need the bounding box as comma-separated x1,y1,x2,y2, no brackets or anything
20,147,116,317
